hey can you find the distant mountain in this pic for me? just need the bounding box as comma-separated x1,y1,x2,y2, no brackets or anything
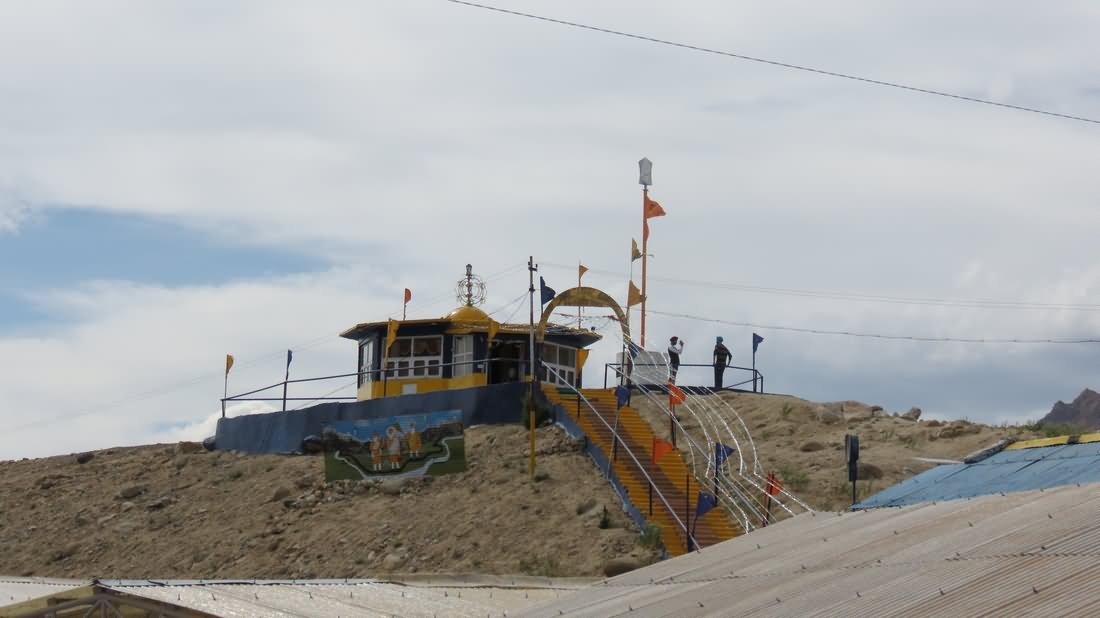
1041,389,1100,429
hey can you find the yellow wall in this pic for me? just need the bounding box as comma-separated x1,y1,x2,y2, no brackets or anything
359,373,490,400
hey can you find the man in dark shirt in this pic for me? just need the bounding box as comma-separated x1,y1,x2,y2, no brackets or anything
667,336,684,383
713,336,731,389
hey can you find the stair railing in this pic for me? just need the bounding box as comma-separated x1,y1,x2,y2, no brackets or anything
542,366,698,552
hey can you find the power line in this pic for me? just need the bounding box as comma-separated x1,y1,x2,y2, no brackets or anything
541,262,1100,312
648,308,1100,344
443,0,1100,126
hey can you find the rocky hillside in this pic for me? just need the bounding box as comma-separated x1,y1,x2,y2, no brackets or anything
634,391,1045,512
0,425,656,580
1040,388,1100,429
0,392,1047,580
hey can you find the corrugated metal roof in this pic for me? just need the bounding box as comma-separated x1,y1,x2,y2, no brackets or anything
514,482,1100,618
0,578,83,606
855,441,1100,509
102,578,582,618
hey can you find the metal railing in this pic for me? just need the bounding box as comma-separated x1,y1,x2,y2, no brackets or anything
543,365,698,552
606,362,812,529
221,357,529,417
604,362,764,393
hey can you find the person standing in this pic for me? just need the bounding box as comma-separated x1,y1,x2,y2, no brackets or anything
667,336,684,383
713,336,731,389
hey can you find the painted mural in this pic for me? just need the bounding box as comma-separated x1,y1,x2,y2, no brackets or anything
322,410,465,481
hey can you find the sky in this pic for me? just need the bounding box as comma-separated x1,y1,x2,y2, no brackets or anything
3,1,1100,459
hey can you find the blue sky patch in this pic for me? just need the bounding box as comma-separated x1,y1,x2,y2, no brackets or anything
0,208,327,330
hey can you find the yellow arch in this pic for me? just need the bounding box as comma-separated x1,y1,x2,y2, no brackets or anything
537,286,630,343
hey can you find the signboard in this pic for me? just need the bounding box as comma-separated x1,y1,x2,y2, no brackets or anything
322,410,465,481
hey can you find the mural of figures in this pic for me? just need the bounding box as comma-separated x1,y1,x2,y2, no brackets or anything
322,410,465,481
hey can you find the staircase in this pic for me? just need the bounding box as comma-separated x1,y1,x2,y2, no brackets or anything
543,385,741,556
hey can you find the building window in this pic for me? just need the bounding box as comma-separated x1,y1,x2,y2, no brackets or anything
385,336,442,380
452,335,474,377
540,342,577,387
358,338,376,387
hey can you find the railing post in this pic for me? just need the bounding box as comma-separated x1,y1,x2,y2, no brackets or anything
648,481,653,516
684,471,691,552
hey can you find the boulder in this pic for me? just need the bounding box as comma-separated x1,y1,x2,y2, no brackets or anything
380,478,407,496
901,407,922,421
799,441,825,453
74,452,95,464
201,436,216,451
117,485,146,500
382,552,406,570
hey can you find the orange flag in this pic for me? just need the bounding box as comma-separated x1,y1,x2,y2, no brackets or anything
766,472,784,496
627,281,645,307
404,288,412,305
668,384,686,406
652,437,675,463
578,264,588,280
631,239,642,262
644,194,666,219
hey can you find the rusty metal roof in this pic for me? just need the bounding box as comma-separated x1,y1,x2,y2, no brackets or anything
515,482,1100,618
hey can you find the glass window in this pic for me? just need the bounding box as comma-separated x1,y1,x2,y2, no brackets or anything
386,336,443,380
452,336,473,378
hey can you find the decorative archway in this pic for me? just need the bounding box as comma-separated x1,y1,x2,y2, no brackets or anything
536,286,630,343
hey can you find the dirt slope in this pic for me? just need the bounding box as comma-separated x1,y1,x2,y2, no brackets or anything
0,392,1045,580
0,425,655,579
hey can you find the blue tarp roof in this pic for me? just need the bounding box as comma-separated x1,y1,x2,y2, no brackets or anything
854,441,1100,509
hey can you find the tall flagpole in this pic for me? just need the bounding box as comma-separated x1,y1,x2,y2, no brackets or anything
641,186,648,347
528,255,537,479
577,260,582,329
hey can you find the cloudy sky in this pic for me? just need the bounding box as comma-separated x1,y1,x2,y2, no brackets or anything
3,1,1100,459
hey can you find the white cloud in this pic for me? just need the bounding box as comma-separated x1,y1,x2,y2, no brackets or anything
3,2,1100,457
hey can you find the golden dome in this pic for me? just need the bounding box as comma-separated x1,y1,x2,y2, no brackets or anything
446,305,490,322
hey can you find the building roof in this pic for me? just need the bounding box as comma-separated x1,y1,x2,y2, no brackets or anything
854,438,1100,510
0,578,83,614
2,577,591,618
339,310,602,346
514,482,1100,618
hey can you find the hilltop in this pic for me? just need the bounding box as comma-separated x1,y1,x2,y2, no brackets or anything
1039,388,1100,430
0,392,1043,579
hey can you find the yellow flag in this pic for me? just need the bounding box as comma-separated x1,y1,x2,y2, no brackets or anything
576,348,590,372
631,239,642,262
628,281,645,307
487,319,499,343
386,319,399,353
578,264,588,280
224,354,234,376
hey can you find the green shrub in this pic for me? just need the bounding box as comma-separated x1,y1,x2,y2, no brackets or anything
639,523,663,550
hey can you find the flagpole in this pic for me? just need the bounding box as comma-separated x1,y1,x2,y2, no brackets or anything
282,350,291,412
528,255,537,480
577,261,582,329
222,372,228,419
641,186,648,348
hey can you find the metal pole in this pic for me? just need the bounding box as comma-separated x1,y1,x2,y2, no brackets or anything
528,255,537,479
282,361,290,412
648,481,653,516
752,349,757,393
669,404,676,447
641,187,648,347
222,374,228,418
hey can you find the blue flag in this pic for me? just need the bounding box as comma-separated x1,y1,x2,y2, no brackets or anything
695,492,718,518
286,349,293,368
615,384,631,408
715,442,736,468
752,333,764,354
539,277,556,305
